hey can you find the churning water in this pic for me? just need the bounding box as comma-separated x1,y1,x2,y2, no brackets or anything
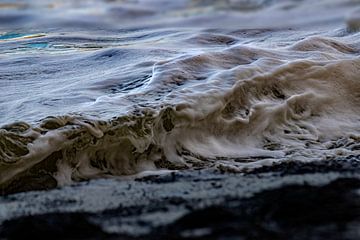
0,0,359,189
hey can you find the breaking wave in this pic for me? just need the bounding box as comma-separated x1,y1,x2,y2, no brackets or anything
1,33,360,192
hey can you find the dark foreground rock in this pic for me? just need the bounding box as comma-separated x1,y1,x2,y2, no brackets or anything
0,159,360,240
154,178,360,240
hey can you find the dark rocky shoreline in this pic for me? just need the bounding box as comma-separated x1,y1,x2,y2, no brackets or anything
1,158,360,240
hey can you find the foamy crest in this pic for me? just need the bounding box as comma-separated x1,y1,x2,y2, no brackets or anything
1,33,359,193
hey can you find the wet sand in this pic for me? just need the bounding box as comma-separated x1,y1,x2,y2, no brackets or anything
1,157,360,239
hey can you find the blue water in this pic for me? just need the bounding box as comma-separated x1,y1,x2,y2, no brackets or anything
0,33,28,40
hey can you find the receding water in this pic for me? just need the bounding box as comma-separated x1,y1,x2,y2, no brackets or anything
0,0,359,190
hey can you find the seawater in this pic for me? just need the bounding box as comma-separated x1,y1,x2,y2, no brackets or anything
0,0,359,189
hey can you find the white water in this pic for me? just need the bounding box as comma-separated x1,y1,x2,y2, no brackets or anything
0,0,359,189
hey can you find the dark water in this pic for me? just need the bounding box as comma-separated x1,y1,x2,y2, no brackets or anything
0,0,360,189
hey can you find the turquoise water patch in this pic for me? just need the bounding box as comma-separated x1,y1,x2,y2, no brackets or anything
0,33,27,40
26,42,49,49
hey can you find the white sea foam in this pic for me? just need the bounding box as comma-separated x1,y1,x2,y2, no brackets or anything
0,0,359,191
